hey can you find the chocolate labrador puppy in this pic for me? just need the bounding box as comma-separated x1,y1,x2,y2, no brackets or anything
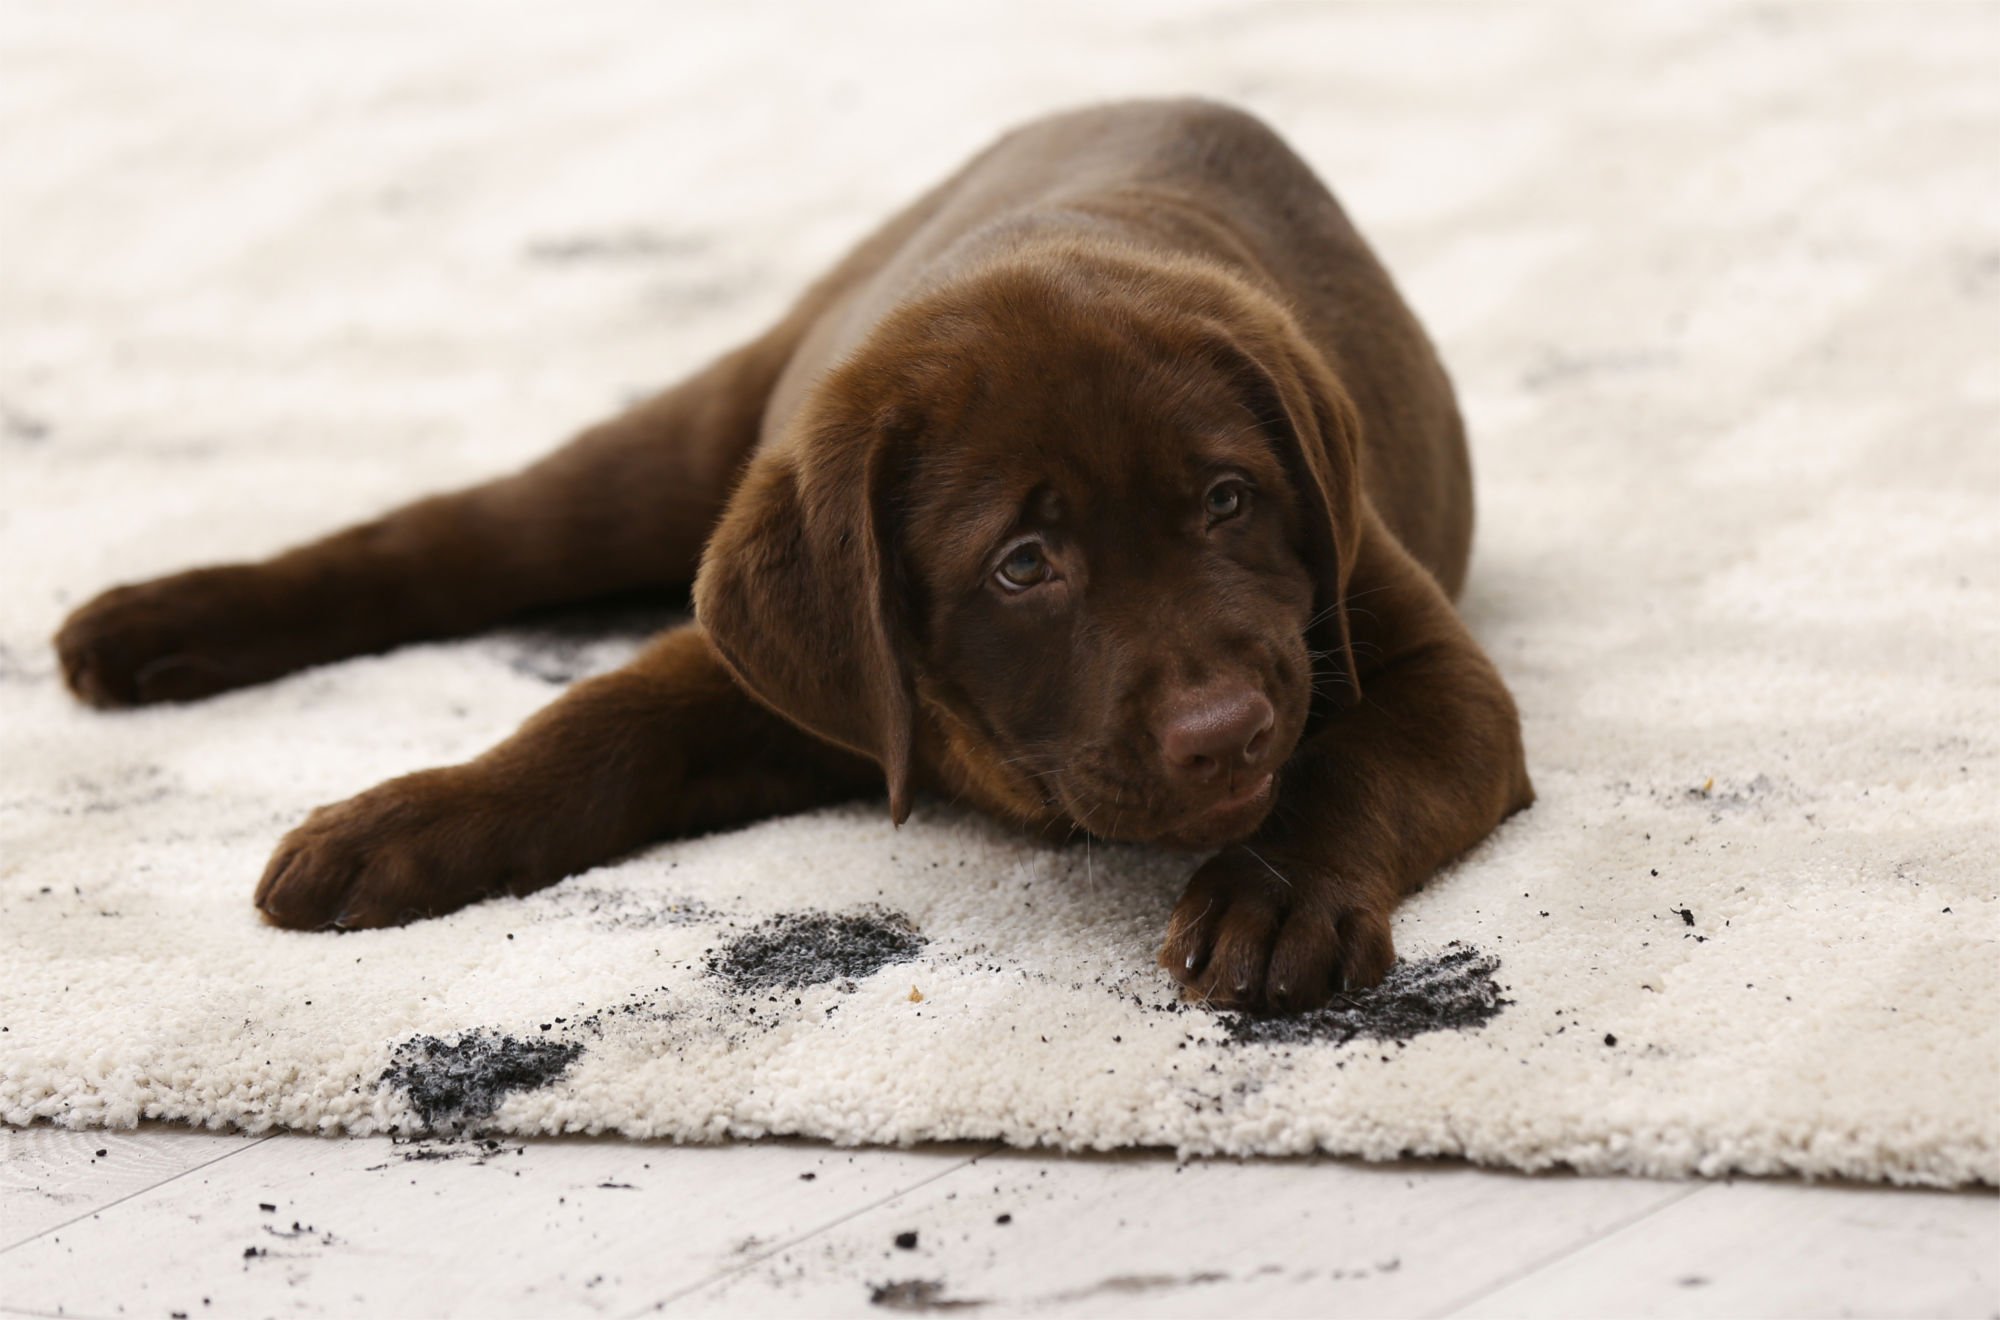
54,99,1531,1012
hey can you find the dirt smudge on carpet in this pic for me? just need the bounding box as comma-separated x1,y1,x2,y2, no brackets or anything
380,1029,582,1129
706,908,926,993
1223,943,1507,1047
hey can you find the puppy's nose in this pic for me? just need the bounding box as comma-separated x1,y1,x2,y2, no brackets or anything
1159,688,1276,783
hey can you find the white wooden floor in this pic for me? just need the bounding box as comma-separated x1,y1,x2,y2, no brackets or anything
0,1127,1993,1319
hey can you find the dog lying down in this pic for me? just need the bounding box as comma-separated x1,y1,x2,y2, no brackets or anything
55,99,1532,1014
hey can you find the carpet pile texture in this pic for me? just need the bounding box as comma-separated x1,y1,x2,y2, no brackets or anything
3,1,1994,1185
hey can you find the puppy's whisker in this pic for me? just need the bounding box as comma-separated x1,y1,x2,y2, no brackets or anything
1241,844,1292,890
1168,896,1216,968
1303,602,1344,631
1302,584,1397,634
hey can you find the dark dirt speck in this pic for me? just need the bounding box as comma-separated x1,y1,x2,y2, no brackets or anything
381,1029,582,1129
708,908,925,993
1222,944,1507,1047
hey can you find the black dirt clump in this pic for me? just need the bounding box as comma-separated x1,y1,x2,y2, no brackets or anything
381,1029,582,1129
707,908,925,993
1222,943,1508,1047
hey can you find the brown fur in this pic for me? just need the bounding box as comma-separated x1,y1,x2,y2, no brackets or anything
53,100,1531,1012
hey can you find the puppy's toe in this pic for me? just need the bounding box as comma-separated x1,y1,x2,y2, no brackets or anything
255,830,359,930
1158,862,1244,987
1264,912,1341,1014
56,589,167,708
1160,859,1290,1012
1192,897,1284,1011
1332,906,1396,992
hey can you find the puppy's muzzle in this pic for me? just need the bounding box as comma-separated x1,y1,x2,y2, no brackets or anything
1157,684,1277,804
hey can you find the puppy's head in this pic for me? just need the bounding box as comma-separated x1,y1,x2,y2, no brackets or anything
694,247,1363,849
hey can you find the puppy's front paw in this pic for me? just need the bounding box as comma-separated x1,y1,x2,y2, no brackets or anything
55,567,271,708
1158,847,1396,1014
255,769,516,930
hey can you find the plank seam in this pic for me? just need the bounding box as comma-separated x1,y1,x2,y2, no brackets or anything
629,1142,1008,1314
0,1132,277,1257
1427,1180,1713,1319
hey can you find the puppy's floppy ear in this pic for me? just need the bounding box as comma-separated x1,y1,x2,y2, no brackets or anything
1212,323,1367,710
693,402,918,823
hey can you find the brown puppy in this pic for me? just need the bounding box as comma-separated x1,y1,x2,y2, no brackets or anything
53,100,1532,1013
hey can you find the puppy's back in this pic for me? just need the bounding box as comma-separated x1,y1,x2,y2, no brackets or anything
766,99,1474,593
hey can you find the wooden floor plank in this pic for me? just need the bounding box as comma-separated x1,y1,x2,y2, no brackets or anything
669,1148,1694,1318
1446,1178,2000,1319
0,1131,996,1319
7,1130,1992,1320
0,1124,266,1251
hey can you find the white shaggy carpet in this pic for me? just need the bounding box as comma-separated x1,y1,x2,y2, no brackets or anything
3,2,1996,1187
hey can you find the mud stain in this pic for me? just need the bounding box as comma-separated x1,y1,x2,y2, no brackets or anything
1223,943,1507,1047
380,1029,582,1129
707,908,926,993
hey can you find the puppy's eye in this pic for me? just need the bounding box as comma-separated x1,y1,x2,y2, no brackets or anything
1205,479,1248,523
995,541,1052,591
